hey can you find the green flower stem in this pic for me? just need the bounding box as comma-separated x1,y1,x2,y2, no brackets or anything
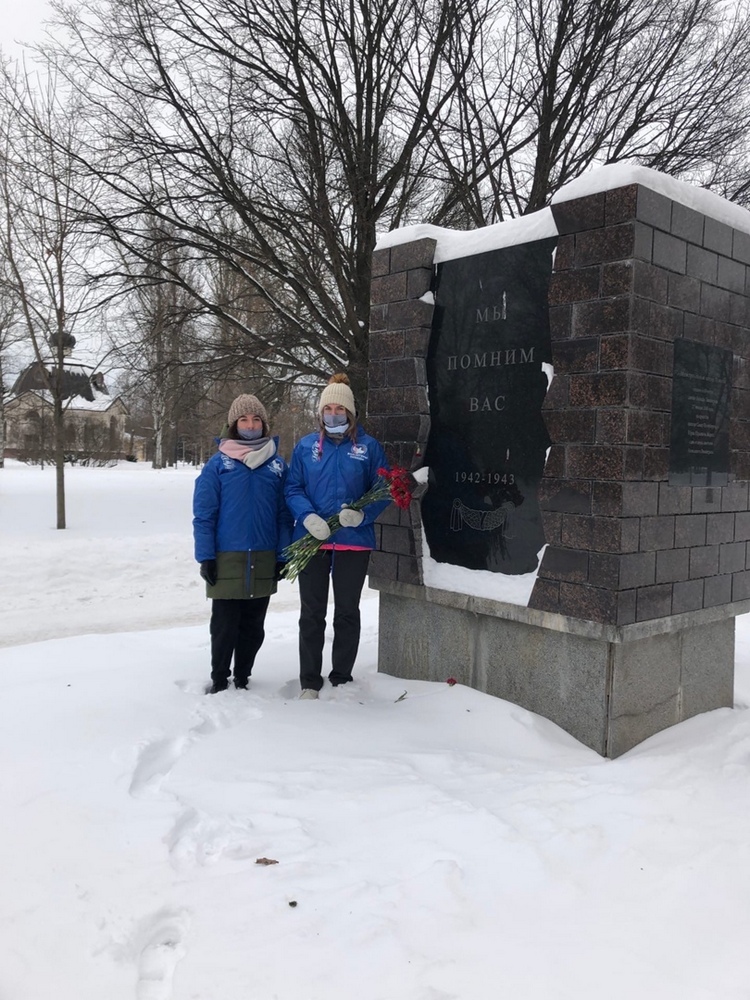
282,479,392,582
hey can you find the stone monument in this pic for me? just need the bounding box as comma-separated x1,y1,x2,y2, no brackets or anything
367,164,750,757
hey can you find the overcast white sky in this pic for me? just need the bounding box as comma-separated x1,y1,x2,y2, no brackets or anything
0,0,51,55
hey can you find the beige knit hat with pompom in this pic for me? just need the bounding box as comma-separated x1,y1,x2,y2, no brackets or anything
318,373,356,416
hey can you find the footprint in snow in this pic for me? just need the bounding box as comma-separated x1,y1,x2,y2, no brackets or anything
134,907,190,1000
129,737,188,799
174,678,206,696
166,807,258,869
128,691,263,799
190,696,262,736
278,678,302,700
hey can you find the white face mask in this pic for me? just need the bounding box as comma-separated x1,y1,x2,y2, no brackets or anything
238,426,263,441
323,413,349,434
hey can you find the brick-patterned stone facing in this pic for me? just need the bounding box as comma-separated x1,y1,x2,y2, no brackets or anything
529,184,750,624
368,238,436,586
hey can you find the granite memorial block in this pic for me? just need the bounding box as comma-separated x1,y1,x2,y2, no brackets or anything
369,169,750,756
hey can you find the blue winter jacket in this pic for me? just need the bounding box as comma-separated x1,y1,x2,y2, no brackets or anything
193,441,292,561
285,428,390,548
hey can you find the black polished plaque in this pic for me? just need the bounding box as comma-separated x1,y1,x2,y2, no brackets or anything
422,239,556,574
669,339,732,487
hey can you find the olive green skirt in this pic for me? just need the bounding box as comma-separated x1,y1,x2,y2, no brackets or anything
206,549,277,600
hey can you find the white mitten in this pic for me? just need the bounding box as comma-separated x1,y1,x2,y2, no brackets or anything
339,506,364,528
303,513,331,540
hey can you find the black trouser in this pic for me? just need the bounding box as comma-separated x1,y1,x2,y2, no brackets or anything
210,597,270,687
298,549,370,691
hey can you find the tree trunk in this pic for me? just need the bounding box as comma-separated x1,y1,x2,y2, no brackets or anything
152,399,165,469
167,418,177,467
0,351,5,468
54,393,66,529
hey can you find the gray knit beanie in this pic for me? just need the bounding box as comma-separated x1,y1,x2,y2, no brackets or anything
227,394,269,431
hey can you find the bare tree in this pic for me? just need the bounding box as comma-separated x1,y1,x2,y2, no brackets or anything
111,239,206,468
116,262,320,465
45,0,485,405
0,65,104,526
0,269,22,468
429,0,750,224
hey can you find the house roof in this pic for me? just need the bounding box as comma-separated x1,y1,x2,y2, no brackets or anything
11,359,109,403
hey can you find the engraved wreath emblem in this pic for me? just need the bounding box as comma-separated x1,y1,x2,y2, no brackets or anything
450,498,516,535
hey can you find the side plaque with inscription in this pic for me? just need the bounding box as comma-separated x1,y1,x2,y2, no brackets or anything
669,339,732,487
422,239,556,575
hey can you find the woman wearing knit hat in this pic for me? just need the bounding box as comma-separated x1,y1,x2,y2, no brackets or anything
193,393,293,693
285,374,390,699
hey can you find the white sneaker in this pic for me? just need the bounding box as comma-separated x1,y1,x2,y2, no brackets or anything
299,688,319,700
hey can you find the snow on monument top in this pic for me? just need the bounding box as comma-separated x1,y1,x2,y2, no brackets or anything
375,162,750,263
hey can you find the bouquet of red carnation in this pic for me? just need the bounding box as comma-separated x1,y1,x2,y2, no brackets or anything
282,466,414,582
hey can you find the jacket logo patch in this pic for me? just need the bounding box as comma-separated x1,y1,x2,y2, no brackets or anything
312,440,322,462
349,443,368,461
221,454,235,470
270,458,284,477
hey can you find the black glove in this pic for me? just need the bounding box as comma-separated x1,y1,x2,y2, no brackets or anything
200,559,218,586
275,561,286,581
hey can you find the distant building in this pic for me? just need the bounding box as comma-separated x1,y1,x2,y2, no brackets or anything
3,359,130,463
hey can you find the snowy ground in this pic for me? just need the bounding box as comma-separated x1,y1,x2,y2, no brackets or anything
1,460,750,1000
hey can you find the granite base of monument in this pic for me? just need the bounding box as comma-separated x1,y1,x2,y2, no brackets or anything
372,579,736,758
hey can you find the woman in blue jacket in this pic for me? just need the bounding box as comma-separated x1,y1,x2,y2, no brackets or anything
285,374,389,699
193,393,292,693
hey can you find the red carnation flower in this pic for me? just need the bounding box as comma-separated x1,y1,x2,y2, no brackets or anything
377,466,414,510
